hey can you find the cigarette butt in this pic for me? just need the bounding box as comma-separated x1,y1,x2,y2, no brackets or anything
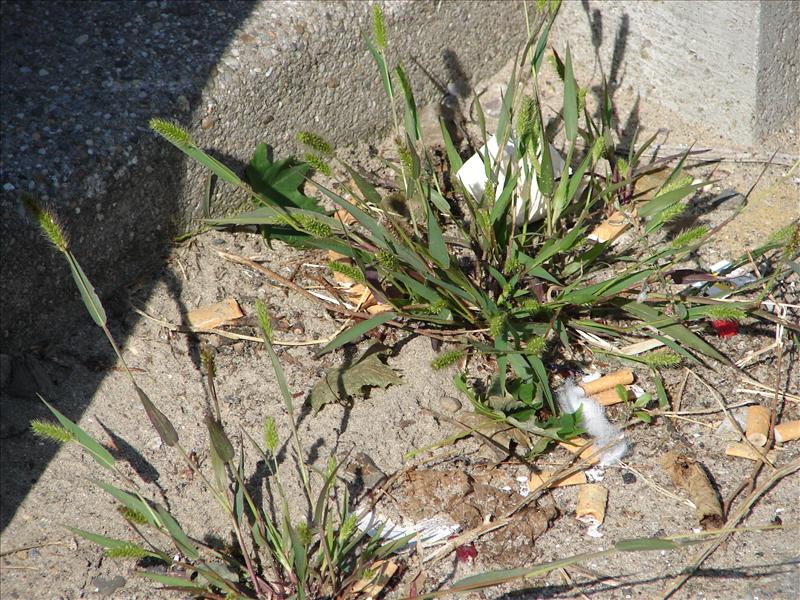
775,420,800,443
661,451,723,529
725,442,778,462
593,387,633,406
576,484,608,523
185,297,244,329
529,470,587,491
745,405,770,447
580,370,634,396
588,211,629,243
558,439,600,464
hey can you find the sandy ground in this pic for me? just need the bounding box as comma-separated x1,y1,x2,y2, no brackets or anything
2,49,799,600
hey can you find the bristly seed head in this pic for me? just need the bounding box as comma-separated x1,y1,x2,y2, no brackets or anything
431,349,465,370
296,131,333,156
149,118,193,147
489,314,506,339
376,248,399,272
22,195,69,253
30,419,73,444
372,4,387,50
327,260,366,284
525,336,547,356
303,153,332,177
704,306,747,322
671,225,709,249
643,349,682,368
263,416,279,454
255,299,273,342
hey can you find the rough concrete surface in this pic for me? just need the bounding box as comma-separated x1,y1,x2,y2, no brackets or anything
0,0,528,355
549,0,800,148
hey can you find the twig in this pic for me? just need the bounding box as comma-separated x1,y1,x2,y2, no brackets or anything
618,461,695,509
661,458,800,598
689,371,774,468
131,306,331,347
0,541,63,558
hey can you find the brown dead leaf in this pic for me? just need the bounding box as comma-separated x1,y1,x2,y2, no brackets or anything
185,298,244,329
662,451,723,529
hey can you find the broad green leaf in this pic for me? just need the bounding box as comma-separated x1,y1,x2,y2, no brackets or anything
315,311,396,357
310,344,402,413
66,253,106,327
246,144,321,212
41,397,115,470
427,207,450,268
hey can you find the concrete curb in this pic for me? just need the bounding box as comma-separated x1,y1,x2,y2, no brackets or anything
1,0,527,353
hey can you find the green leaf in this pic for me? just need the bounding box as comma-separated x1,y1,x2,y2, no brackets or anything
67,527,138,551
309,343,402,414
246,144,321,212
135,385,178,447
395,65,420,141
93,480,159,528
65,253,107,328
315,311,396,357
563,46,578,142
440,117,463,172
427,206,450,268
638,181,707,219
615,537,683,552
363,34,393,100
204,415,234,464
155,505,199,561
617,300,728,364
40,397,115,470
654,372,669,409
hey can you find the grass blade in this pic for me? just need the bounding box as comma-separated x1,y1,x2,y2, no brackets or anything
66,253,107,327
40,397,115,470
315,312,396,357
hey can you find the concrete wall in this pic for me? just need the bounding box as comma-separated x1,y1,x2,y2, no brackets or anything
0,0,528,353
549,0,799,147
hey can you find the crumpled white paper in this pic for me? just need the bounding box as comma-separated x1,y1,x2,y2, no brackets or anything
456,134,566,224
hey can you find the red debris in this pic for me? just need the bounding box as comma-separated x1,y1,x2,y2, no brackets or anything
455,543,478,563
711,319,739,338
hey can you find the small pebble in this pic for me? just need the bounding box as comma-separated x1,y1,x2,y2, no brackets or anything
3,183,15,192
621,471,637,484
201,116,214,130
38,68,49,77
74,34,89,45
438,396,463,413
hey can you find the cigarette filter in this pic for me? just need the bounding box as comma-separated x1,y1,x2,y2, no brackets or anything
745,405,770,447
580,370,634,396
775,420,800,443
528,470,587,491
576,484,608,523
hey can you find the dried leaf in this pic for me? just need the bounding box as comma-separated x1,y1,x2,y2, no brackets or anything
185,297,243,329
661,451,723,529
309,345,402,414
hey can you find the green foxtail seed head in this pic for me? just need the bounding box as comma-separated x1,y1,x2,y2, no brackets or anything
525,336,547,356
340,513,358,541
263,416,279,454
296,131,333,156
200,346,216,378
425,298,447,314
504,256,521,274
517,96,536,141
671,225,709,249
22,195,69,253
767,223,795,246
705,306,748,322
327,260,366,283
656,173,693,197
521,298,543,314
296,522,313,546
660,201,686,223
591,136,606,162
643,349,682,368
255,299,273,342
489,314,506,338
298,215,332,238
577,88,588,114
30,419,73,444
431,349,465,370
396,141,413,172
616,158,629,178
303,153,332,177
325,455,337,480
149,118,193,147
105,545,155,559
372,4,387,50
377,248,399,271
118,506,149,526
